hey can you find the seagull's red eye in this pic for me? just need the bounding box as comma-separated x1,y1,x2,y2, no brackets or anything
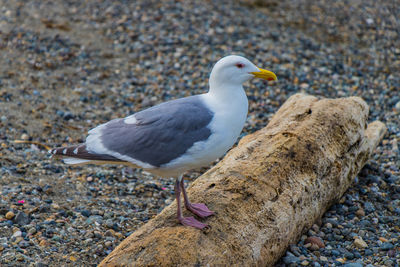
236,63,245,69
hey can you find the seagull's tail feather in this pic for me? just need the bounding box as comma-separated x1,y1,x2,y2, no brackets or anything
49,144,124,165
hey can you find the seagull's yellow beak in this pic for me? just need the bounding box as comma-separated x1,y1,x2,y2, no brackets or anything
251,68,277,81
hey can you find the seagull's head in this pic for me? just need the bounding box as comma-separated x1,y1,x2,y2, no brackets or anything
209,55,277,88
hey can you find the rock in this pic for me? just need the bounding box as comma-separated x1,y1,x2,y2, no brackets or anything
320,256,328,262
387,249,396,257
99,94,386,266
336,258,346,264
21,133,29,140
364,249,373,256
28,227,37,235
11,231,22,238
364,202,375,214
344,252,354,260
80,210,91,217
14,212,30,225
283,255,299,265
19,240,30,248
301,260,310,266
380,243,394,251
354,237,368,248
394,101,400,110
378,237,388,242
105,219,114,228
5,211,15,220
355,208,365,217
305,236,325,249
343,263,363,267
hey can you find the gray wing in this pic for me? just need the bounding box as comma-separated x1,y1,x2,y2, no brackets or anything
88,95,214,167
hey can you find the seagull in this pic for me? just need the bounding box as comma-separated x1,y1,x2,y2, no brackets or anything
50,55,277,229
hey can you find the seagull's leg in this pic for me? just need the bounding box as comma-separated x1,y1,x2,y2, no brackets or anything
180,176,214,218
175,176,209,229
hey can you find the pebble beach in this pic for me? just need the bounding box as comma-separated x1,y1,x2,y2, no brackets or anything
0,0,399,266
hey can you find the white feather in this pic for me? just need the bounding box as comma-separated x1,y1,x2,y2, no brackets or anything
63,158,92,165
123,115,137,124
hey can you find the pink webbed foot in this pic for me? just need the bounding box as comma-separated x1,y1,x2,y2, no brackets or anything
179,216,210,230
186,203,214,218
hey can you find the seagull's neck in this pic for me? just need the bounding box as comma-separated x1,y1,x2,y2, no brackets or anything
208,83,247,103
205,83,249,116
202,83,249,146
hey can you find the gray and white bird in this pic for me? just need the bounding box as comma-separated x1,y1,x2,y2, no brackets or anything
50,55,277,229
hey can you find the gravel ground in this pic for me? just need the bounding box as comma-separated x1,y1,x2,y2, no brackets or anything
0,0,399,266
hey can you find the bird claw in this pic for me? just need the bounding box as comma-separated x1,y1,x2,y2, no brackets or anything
187,203,215,218
179,216,210,230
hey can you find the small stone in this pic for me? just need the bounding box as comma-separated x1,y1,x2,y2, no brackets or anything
114,232,124,239
300,83,309,89
305,236,325,249
105,229,115,236
320,256,328,262
380,242,394,251
344,251,354,260
105,219,114,228
21,133,29,140
39,239,49,247
5,211,15,220
311,224,320,232
104,241,112,248
19,240,29,248
83,238,93,245
16,254,25,261
363,202,375,214
28,228,37,235
354,237,368,248
387,249,396,257
395,101,400,110
80,210,91,217
301,260,309,266
93,231,103,238
336,258,346,264
283,255,299,264
343,263,363,267
379,237,388,242
364,249,373,256
12,230,22,238
355,208,365,217
14,211,30,225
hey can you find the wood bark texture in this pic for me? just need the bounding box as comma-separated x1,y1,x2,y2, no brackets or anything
100,93,386,267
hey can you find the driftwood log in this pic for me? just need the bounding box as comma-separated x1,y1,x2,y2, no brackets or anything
100,93,386,266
